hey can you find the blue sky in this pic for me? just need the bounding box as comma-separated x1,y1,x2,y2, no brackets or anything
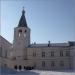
1,0,75,43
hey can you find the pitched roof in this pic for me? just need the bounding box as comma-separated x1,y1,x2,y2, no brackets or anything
18,9,27,27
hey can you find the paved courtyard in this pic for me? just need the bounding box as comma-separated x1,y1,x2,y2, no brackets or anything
0,66,75,75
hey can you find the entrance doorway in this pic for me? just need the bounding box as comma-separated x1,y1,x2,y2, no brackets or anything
14,65,17,70
19,65,22,70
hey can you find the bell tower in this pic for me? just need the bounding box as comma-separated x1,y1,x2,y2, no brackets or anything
13,8,30,60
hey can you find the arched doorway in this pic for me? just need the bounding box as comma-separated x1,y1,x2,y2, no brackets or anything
24,66,26,69
19,65,22,70
14,65,17,70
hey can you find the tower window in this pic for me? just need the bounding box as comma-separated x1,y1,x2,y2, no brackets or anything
19,29,22,32
18,29,22,37
24,30,27,37
25,30,27,33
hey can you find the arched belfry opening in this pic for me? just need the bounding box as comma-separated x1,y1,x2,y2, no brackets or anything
18,29,22,37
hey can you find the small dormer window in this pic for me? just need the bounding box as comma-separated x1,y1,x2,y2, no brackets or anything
18,29,22,37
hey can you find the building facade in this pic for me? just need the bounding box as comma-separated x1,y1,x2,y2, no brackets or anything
0,9,75,70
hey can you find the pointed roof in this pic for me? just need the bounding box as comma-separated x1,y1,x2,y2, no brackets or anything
18,8,27,27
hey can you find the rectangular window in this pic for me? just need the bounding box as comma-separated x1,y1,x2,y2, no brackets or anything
51,51,54,57
34,62,36,68
66,51,70,56
42,52,45,58
42,61,45,67
0,47,2,57
60,61,64,67
33,52,36,57
60,51,63,56
51,61,55,67
4,50,7,58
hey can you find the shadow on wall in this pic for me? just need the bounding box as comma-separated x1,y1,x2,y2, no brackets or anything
0,66,39,75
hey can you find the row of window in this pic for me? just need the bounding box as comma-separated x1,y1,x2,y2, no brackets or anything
60,51,70,56
14,61,65,70
33,51,70,57
42,61,64,67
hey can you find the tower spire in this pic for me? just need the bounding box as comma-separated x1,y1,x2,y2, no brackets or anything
18,7,27,27
22,7,25,15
